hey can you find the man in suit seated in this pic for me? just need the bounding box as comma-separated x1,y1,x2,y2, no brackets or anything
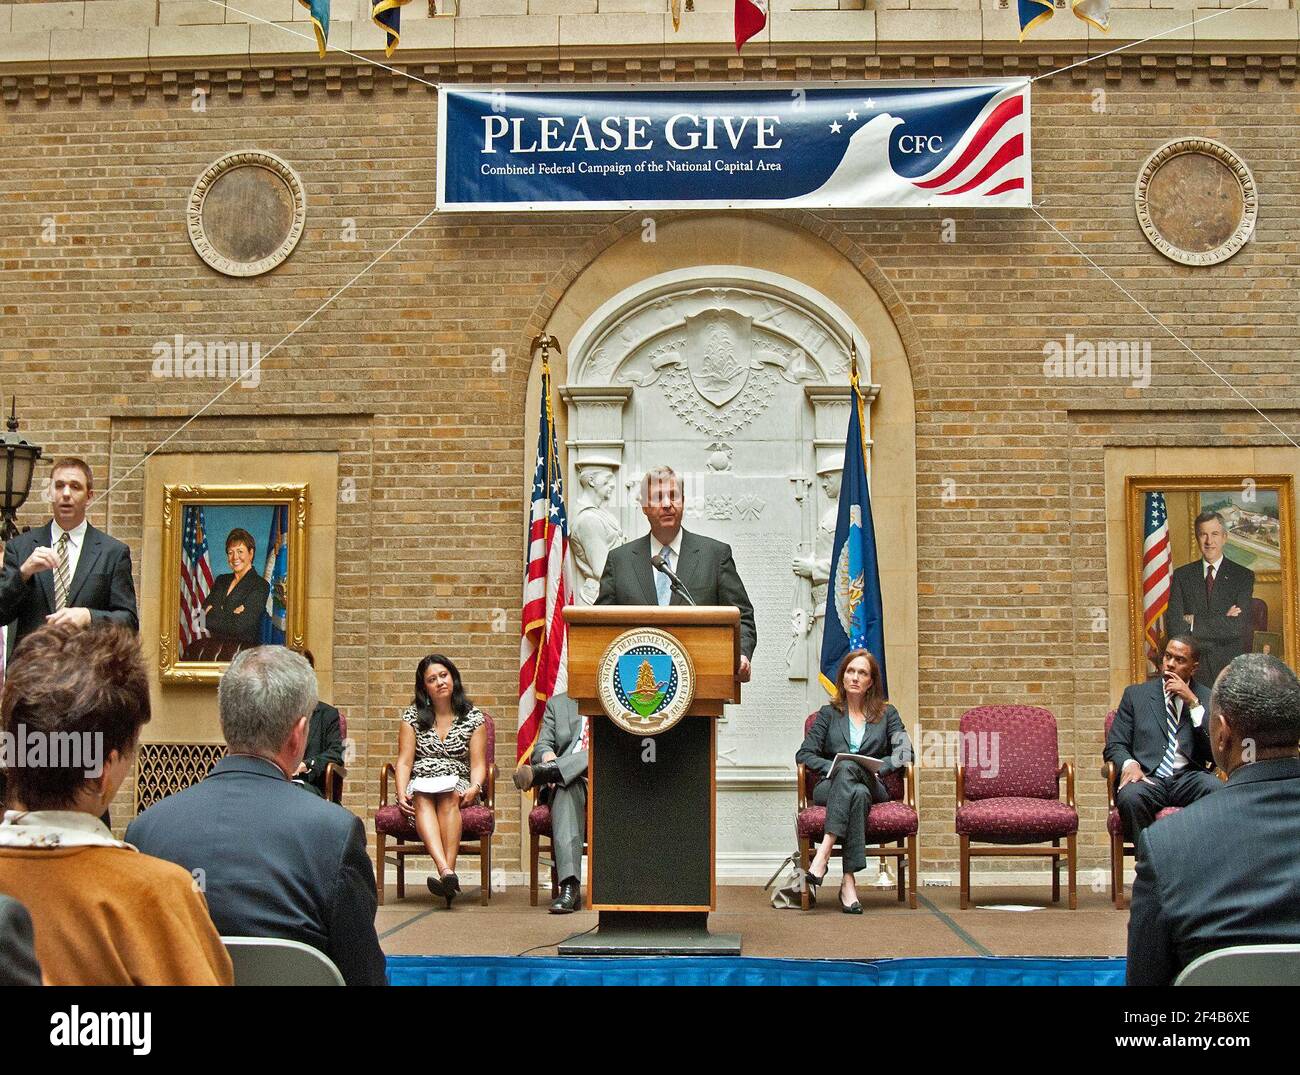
0,457,138,654
1166,510,1255,687
596,465,756,681
1127,652,1300,985
512,692,587,914
127,645,386,986
1104,634,1222,843
0,894,41,986
292,650,345,798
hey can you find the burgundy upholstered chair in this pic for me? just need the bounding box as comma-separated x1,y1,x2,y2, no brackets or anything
374,712,498,906
1103,708,1181,910
795,711,919,911
527,791,589,906
954,705,1077,910
323,711,348,806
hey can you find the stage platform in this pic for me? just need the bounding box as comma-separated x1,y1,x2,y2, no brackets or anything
376,882,1129,962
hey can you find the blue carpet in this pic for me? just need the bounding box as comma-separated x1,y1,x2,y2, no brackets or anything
385,955,1125,986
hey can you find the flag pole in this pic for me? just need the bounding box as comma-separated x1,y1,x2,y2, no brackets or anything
849,338,868,475
528,333,562,706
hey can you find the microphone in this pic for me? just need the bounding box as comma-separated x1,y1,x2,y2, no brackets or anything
651,552,697,606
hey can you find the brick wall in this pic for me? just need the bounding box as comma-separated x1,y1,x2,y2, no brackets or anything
2,43,1297,875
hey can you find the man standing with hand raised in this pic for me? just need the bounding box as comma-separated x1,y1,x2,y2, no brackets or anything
0,457,139,658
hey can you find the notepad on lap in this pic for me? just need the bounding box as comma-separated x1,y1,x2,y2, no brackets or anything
409,775,459,795
826,753,883,778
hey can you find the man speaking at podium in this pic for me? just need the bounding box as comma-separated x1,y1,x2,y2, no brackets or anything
596,465,756,682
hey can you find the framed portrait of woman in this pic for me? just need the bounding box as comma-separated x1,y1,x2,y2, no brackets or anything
1127,475,1296,683
160,483,309,685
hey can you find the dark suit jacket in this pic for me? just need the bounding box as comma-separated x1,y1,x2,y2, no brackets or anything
1105,677,1213,778
1127,756,1300,986
796,703,912,797
204,570,271,644
1166,557,1254,685
126,755,386,986
0,522,139,656
0,894,42,986
298,701,344,796
595,530,757,659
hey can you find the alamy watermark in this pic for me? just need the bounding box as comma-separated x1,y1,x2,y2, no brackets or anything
0,724,104,778
1042,333,1151,389
151,333,261,389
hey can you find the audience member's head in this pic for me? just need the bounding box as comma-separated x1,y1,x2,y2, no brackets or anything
218,646,318,777
1209,653,1300,773
1,623,149,815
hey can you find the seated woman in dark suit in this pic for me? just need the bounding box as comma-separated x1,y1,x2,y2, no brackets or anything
203,528,270,650
797,649,913,914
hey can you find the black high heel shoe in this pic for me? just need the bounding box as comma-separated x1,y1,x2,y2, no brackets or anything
805,862,828,890
442,871,460,908
839,889,863,915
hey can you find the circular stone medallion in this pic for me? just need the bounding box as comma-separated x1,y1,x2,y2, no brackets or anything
1135,138,1256,266
596,627,697,736
188,151,306,277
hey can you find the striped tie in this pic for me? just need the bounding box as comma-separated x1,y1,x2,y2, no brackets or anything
1155,691,1180,779
53,532,71,612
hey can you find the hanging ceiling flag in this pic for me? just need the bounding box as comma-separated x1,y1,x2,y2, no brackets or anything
735,0,767,51
1019,0,1110,40
438,81,1032,212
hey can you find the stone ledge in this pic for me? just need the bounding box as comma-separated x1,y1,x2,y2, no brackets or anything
85,0,156,28
453,13,561,56
3,5,1300,75
51,27,153,70
1192,7,1300,53
0,31,52,73
876,9,981,51
249,19,354,60
147,24,252,69
661,10,769,53
769,9,876,53
11,2,84,33
559,12,666,58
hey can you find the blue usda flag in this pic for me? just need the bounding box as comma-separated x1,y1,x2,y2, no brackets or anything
819,368,888,698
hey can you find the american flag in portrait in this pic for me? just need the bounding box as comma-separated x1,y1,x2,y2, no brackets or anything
517,362,572,762
1142,491,1172,671
180,505,214,651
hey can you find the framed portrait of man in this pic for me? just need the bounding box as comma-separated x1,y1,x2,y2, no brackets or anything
160,483,309,685
1127,475,1296,683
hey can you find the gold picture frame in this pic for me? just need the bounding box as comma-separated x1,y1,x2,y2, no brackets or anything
1126,475,1296,683
160,483,309,685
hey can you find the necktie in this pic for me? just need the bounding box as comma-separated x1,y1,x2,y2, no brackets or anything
1155,692,1180,779
656,546,673,607
1205,562,1216,604
53,532,71,612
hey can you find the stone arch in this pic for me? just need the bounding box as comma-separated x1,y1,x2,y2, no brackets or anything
521,213,920,878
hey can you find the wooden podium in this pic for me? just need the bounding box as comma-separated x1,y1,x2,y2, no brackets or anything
559,605,742,955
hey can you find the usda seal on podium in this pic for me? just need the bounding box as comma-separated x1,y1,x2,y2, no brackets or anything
597,627,696,735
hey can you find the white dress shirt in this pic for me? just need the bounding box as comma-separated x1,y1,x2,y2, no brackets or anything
1166,692,1206,773
650,530,684,606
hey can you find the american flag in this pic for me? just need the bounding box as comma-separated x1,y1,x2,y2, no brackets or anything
1142,492,1172,670
909,91,1028,201
180,505,214,651
517,358,572,762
